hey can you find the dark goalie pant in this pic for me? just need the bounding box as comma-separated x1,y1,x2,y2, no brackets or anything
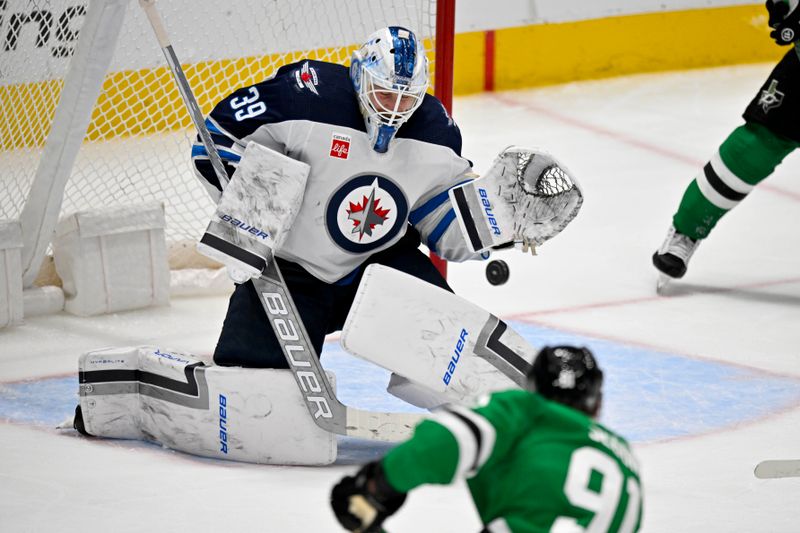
671,48,800,240
213,227,452,368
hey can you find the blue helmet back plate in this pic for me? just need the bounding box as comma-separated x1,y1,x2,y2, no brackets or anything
388,26,418,83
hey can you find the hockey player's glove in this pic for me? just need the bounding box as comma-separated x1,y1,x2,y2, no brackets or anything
330,461,407,533
767,0,800,45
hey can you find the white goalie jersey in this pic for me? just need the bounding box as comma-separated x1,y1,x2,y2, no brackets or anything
192,59,482,283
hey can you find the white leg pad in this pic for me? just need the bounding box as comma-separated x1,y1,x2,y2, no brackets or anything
79,347,143,439
343,265,525,405
79,346,337,465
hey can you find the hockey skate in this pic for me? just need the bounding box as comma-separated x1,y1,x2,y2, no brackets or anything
652,224,699,292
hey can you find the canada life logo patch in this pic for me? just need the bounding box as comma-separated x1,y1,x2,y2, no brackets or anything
330,133,350,159
326,174,408,253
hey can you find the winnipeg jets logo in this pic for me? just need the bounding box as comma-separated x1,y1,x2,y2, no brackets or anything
326,174,408,253
294,61,319,95
758,80,784,113
347,180,391,240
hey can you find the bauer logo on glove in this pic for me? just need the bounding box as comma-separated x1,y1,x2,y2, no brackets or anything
448,146,583,254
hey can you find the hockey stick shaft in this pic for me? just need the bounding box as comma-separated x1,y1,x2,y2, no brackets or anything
254,263,422,440
138,0,229,188
139,0,421,441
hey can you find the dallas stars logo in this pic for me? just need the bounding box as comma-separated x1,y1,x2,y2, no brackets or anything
347,179,391,240
758,79,784,114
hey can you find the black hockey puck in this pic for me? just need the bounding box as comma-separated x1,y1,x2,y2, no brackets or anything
485,259,510,286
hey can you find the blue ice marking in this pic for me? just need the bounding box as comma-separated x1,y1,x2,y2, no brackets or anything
2,320,800,444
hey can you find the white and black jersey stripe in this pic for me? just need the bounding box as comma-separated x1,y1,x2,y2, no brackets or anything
431,404,497,479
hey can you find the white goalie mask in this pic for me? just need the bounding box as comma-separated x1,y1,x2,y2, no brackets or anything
350,26,429,153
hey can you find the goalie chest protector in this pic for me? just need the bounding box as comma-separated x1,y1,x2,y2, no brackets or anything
196,60,471,283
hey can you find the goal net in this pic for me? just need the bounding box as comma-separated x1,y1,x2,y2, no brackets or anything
0,0,453,292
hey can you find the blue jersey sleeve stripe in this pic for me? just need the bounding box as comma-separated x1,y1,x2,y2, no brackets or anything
219,148,241,162
191,144,206,158
409,179,472,225
426,208,456,254
191,144,242,163
194,130,235,149
205,118,242,148
205,118,223,135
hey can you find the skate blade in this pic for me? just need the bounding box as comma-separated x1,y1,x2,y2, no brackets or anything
656,274,671,295
56,414,76,430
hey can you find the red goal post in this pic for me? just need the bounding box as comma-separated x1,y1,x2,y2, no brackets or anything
0,0,456,295
432,0,456,278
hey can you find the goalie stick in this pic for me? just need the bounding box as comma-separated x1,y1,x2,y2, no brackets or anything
138,0,422,441
754,460,800,479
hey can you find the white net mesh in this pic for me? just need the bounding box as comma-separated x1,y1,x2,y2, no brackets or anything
0,0,440,274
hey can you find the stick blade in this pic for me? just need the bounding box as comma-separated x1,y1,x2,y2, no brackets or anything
754,460,800,479
345,409,423,442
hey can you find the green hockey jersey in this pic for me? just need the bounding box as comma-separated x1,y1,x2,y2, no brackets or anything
382,390,642,533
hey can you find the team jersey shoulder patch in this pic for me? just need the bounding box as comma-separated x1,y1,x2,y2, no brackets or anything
758,79,784,113
292,61,320,95
326,174,408,253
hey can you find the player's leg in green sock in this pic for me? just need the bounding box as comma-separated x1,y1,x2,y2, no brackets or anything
672,122,797,240
653,122,797,280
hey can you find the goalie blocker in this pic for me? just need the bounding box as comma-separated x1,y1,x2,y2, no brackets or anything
197,141,310,282
449,146,583,253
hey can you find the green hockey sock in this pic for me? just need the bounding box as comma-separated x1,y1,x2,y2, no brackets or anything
672,122,798,240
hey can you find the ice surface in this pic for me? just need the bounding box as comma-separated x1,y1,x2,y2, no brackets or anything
2,62,800,532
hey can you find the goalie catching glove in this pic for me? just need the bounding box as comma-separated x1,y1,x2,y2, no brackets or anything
330,461,407,533
449,146,583,254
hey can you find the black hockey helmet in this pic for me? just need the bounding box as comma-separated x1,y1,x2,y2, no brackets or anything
528,345,603,416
